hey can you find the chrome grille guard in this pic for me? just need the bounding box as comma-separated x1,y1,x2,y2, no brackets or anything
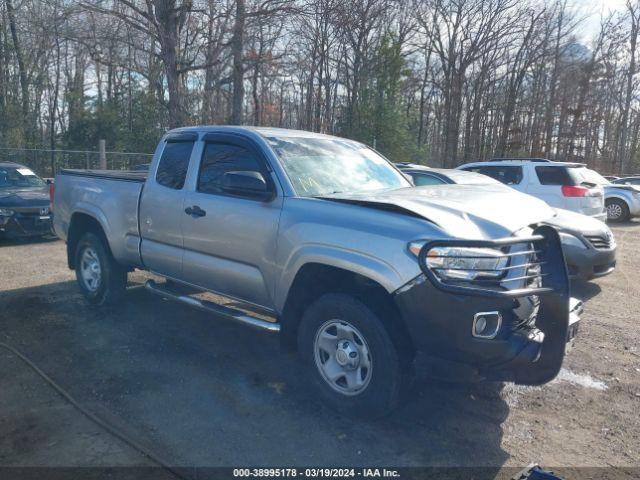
417,225,572,385
417,226,569,299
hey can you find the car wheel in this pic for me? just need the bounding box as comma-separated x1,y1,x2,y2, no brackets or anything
75,232,127,306
605,198,630,222
297,293,408,418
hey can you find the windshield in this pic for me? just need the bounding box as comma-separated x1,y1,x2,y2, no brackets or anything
569,167,609,186
265,136,410,196
0,166,46,189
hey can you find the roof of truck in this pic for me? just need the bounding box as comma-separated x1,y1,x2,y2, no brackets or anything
0,162,26,168
168,125,344,141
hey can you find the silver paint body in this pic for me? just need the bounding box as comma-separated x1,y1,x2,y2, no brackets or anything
604,184,640,217
54,126,558,315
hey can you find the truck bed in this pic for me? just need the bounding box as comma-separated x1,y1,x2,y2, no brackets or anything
60,169,148,182
54,169,146,268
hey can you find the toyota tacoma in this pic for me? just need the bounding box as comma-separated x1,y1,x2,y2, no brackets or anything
53,127,582,417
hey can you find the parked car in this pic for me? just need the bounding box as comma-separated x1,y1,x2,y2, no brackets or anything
585,170,640,222
564,169,640,222
612,176,640,186
0,162,53,239
456,159,606,222
54,127,582,417
604,176,620,182
397,164,616,280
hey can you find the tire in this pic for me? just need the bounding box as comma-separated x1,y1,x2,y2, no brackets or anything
297,293,408,418
606,198,630,222
74,232,127,306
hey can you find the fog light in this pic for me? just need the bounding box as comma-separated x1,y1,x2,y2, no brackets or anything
475,316,487,333
472,312,502,339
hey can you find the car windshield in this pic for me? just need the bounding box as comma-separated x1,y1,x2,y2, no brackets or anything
265,136,410,196
0,166,46,189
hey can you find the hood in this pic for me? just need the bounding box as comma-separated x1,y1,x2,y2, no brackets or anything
320,184,556,239
0,187,50,208
546,208,609,235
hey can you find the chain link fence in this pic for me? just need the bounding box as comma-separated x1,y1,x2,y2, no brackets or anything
0,147,153,178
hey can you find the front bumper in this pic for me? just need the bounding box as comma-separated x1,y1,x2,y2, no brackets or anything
564,243,616,280
394,227,576,386
0,213,53,237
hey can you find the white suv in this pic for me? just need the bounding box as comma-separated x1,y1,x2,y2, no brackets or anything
457,159,606,221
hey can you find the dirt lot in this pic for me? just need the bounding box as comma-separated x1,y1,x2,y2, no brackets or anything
0,222,639,477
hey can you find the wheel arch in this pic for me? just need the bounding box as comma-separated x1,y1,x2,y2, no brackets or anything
66,211,113,269
605,192,631,204
279,262,415,364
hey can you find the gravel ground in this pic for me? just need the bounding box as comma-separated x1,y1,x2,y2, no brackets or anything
0,223,638,477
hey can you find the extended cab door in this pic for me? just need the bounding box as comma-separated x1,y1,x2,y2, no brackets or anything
180,133,283,310
139,133,197,278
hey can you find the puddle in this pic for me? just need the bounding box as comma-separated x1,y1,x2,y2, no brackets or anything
554,368,608,391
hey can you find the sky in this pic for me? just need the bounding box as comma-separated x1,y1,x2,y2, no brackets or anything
581,0,628,37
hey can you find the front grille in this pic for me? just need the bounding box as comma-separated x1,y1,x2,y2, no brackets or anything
585,234,613,250
13,207,49,217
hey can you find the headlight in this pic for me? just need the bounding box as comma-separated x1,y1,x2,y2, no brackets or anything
409,242,508,280
0,208,15,216
559,232,588,249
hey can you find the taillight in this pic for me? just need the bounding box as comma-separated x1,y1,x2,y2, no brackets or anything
49,182,55,211
562,185,589,197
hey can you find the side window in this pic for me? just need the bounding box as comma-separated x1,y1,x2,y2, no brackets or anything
535,166,571,185
198,142,265,195
411,173,446,186
476,166,523,185
156,141,195,189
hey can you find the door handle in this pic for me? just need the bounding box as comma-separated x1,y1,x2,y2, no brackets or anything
185,205,206,218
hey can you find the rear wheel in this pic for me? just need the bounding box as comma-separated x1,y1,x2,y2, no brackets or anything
606,198,630,222
75,232,127,306
297,293,408,418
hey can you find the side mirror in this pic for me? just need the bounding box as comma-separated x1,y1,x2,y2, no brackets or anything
222,171,271,199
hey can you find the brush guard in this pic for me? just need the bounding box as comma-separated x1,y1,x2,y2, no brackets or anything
417,226,574,385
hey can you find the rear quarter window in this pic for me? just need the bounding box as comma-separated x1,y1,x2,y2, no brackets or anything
156,141,195,189
535,166,573,185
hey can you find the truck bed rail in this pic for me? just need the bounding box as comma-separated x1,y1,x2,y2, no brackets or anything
59,169,147,182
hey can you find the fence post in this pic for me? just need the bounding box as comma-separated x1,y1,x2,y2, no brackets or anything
99,140,107,169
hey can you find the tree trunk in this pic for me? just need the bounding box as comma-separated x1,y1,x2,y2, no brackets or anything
156,1,183,128
231,0,246,125
6,0,30,144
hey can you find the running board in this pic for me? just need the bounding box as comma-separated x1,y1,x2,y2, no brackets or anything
144,280,280,333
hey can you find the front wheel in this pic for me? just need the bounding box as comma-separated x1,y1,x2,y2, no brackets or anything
75,232,127,306
606,198,630,222
297,293,408,418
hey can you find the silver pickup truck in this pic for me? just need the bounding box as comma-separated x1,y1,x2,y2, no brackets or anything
54,126,582,417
